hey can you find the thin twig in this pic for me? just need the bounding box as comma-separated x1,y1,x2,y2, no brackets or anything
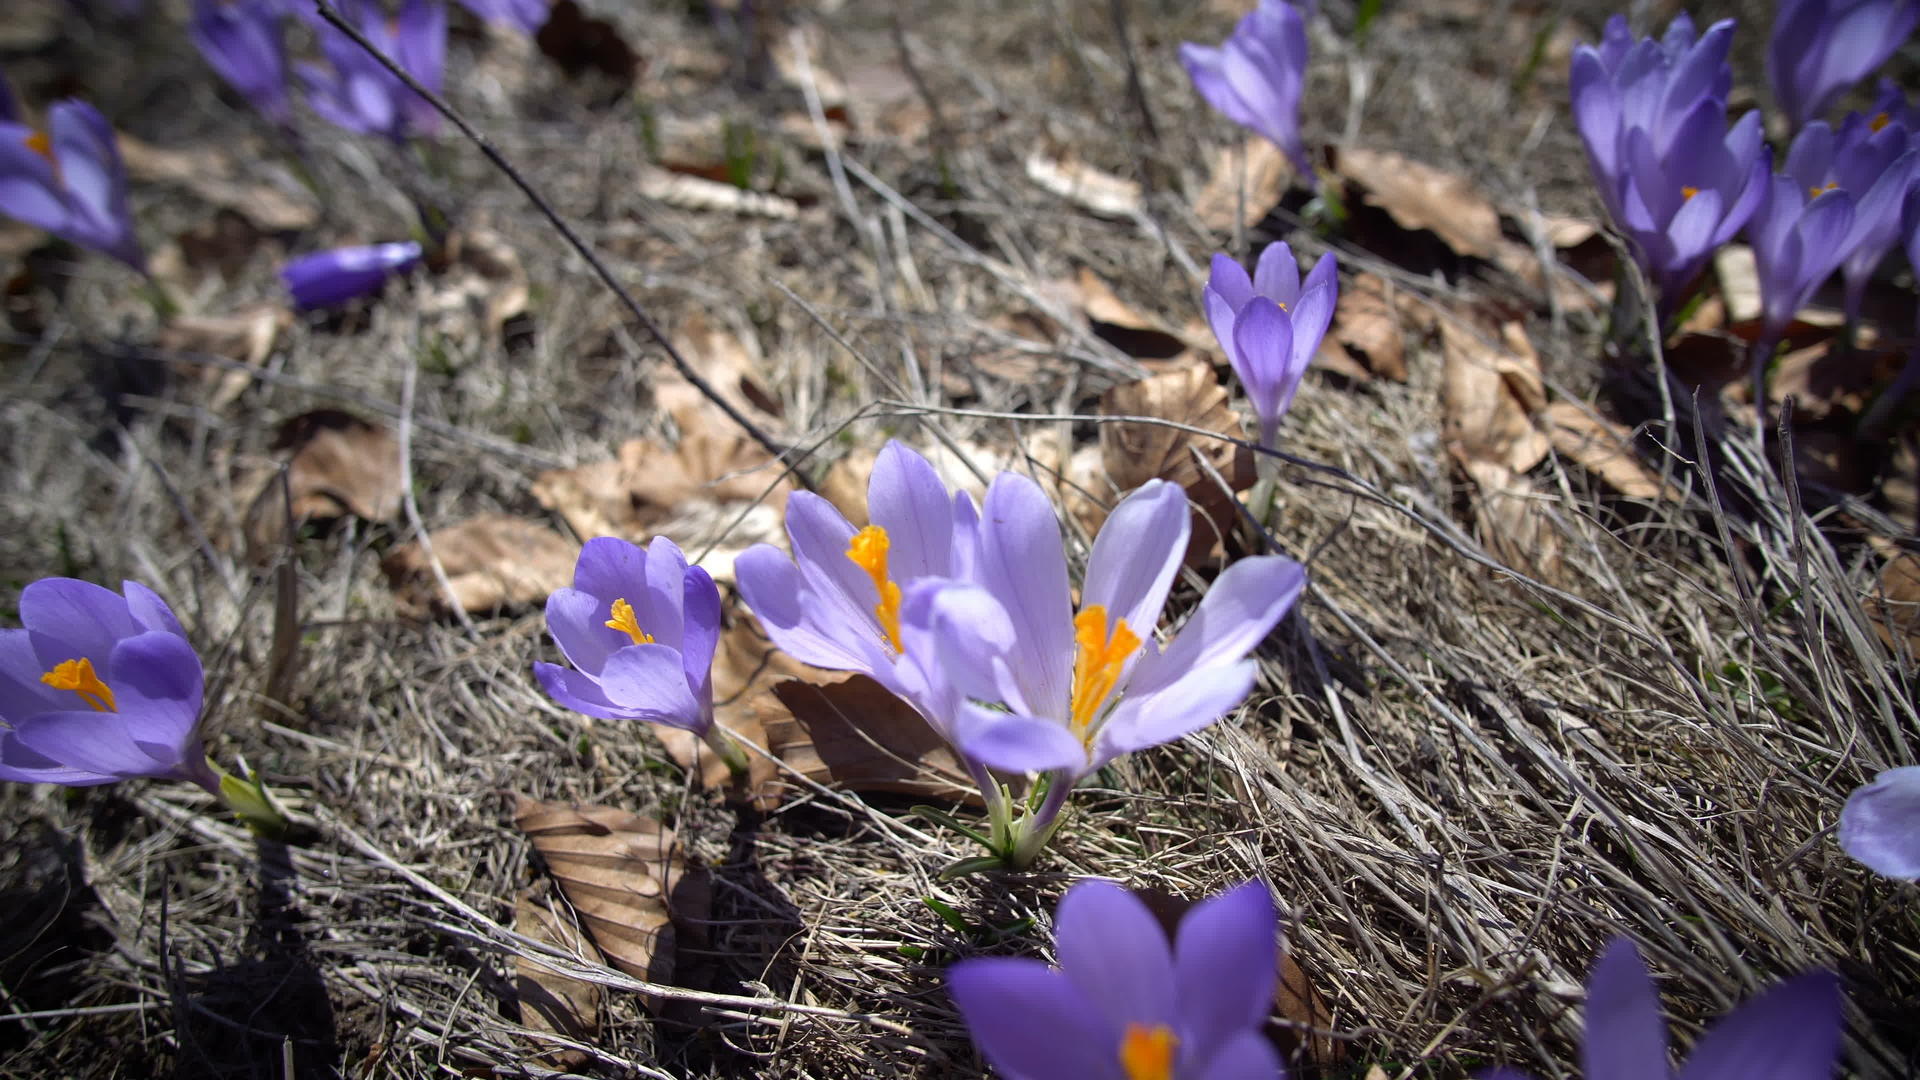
395,358,478,637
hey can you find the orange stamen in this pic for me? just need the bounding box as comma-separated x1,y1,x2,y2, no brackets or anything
1069,606,1142,739
605,598,655,645
1809,180,1838,198
41,657,117,712
847,525,904,652
1871,111,1891,132
1118,1023,1179,1080
1680,185,1700,201
24,130,52,160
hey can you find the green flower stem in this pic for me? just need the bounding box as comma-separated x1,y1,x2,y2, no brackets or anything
207,756,290,838
701,724,752,779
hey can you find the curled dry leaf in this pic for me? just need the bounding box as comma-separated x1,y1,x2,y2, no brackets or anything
767,676,980,806
1070,267,1197,361
1100,364,1256,566
1541,402,1680,502
512,893,601,1069
118,134,317,232
244,410,403,560
1193,136,1295,234
1440,320,1560,579
511,798,709,1005
158,304,288,411
381,513,579,618
654,312,783,424
1025,153,1143,219
1328,272,1410,382
419,229,529,340
1866,536,1920,660
1333,148,1501,261
535,0,639,100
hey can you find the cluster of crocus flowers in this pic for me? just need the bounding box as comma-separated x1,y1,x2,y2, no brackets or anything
190,0,293,125
735,442,1304,869
1484,938,1842,1080
1202,244,1337,450
948,879,1285,1080
1839,766,1920,878
299,0,447,143
534,536,746,774
1181,0,1317,185
1569,14,1769,311
280,240,424,310
1768,0,1920,133
0,99,145,270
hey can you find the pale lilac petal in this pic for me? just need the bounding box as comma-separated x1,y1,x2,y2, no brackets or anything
1092,661,1257,764
1197,1029,1285,1080
1174,881,1278,1055
11,710,175,779
639,536,688,652
947,959,1121,1080
735,545,876,673
868,441,954,581
20,577,138,670
0,631,74,717
902,581,1017,707
1132,555,1303,697
1839,766,1920,878
679,565,721,700
1055,881,1178,1032
120,580,186,638
1207,252,1256,313
0,731,119,785
597,645,705,730
103,631,204,750
1251,242,1302,307
1677,972,1841,1080
953,705,1086,774
1581,939,1670,1080
1082,480,1189,640
784,492,881,638
545,587,622,678
1205,286,1244,367
1299,250,1337,300
1282,283,1336,411
976,474,1074,717
533,661,630,721
1232,296,1294,423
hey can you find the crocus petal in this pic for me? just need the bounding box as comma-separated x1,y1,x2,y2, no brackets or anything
902,581,1018,708
947,958,1122,1080
597,644,703,728
735,544,876,673
545,587,621,678
639,536,689,652
1581,939,1671,1080
976,474,1074,717
1131,555,1303,697
953,705,1087,774
1204,285,1244,369
1197,1029,1286,1080
1081,480,1189,640
281,242,421,309
0,630,79,717
1231,296,1295,424
784,492,883,639
1173,880,1277,1055
679,565,721,701
120,580,186,638
1252,241,1302,307
868,440,954,581
103,630,204,751
533,661,630,721
1092,660,1257,764
0,731,120,786
1839,766,1920,878
11,710,177,779
1207,251,1256,313
1054,880,1178,1033
20,577,140,670
1677,972,1842,1080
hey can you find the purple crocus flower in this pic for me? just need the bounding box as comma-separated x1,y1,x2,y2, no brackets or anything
456,0,547,33
1484,938,1841,1080
299,0,445,142
191,0,292,125
1180,0,1316,184
1569,14,1771,307
0,101,144,269
736,440,979,719
948,879,1283,1080
1203,245,1338,448
1745,172,1858,360
0,578,218,792
280,241,423,309
1840,766,1920,878
534,536,720,736
1768,0,1920,133
1781,113,1920,324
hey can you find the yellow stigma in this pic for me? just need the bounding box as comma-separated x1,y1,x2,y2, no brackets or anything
1680,185,1700,201
24,130,52,160
604,598,655,645
1809,180,1839,198
1118,1023,1179,1080
1069,606,1142,739
846,525,904,652
40,658,116,712
1871,111,1891,132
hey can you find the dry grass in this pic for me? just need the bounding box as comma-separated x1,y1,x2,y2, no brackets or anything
1,0,1916,1077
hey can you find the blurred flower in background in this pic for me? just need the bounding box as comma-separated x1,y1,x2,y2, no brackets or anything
1181,0,1317,184
280,240,423,309
191,0,294,125
1777,112,1920,325
0,100,146,269
456,0,549,34
299,0,446,142
1768,0,1920,132
1840,766,1920,878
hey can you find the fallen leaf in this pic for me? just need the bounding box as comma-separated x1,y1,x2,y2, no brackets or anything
1329,272,1408,382
419,228,529,340
381,514,579,617
535,0,638,102
511,798,709,1004
653,312,783,424
1026,153,1143,218
1073,267,1197,360
1100,364,1256,565
1441,320,1559,578
1767,339,1895,420
513,893,600,1069
1541,402,1679,501
244,411,403,559
818,446,881,527
158,304,288,411
766,675,980,805
118,134,318,232
1866,536,1920,660
1334,148,1501,261
1193,137,1295,233
637,168,803,219
1714,244,1762,326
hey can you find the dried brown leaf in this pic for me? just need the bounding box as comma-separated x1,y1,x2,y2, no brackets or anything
1541,402,1679,502
1193,137,1295,233
1072,268,1195,359
244,411,404,559
1329,272,1408,382
1026,153,1143,218
1099,364,1255,566
419,229,529,339
158,304,288,411
764,675,980,805
1866,536,1920,660
512,893,600,1068
1334,148,1501,260
653,312,783,423
535,0,638,99
1440,319,1548,474
381,514,579,617
511,798,709,1001
118,134,318,232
